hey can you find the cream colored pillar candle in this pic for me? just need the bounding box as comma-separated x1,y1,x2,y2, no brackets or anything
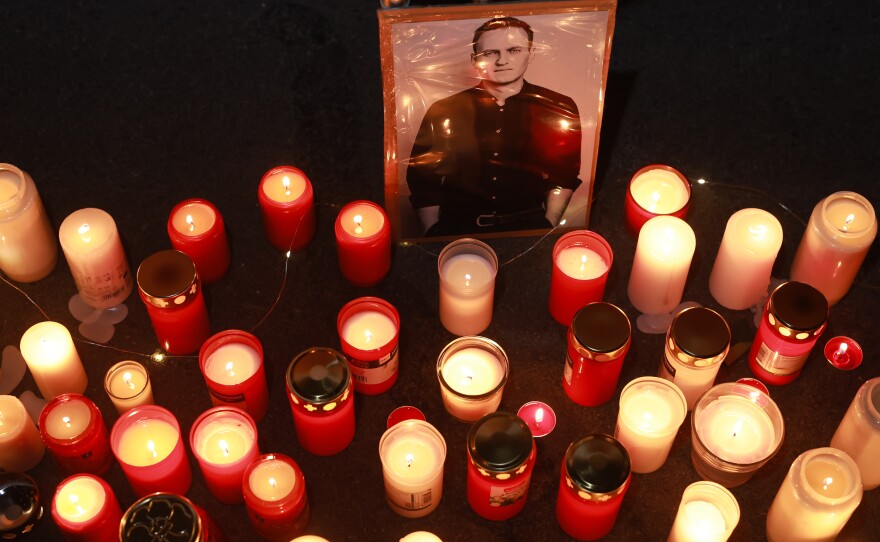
0,394,46,472
0,163,58,282
830,376,880,489
19,321,87,399
627,216,696,315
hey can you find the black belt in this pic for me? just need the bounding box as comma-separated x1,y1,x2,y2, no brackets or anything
476,207,545,227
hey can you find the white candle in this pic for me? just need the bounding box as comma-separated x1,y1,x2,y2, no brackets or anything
339,202,385,238
615,377,687,473
204,343,261,386
0,164,57,282
44,398,92,440
116,418,179,467
341,310,397,350
438,247,497,336
667,481,739,542
104,360,154,414
19,321,88,399
709,208,783,310
261,170,306,203
401,532,443,542
438,345,506,422
170,201,216,236
830,377,880,489
0,394,46,472
379,420,446,518
248,459,297,501
630,167,690,214
58,207,132,309
556,246,608,280
194,415,256,465
695,395,775,464
628,216,696,315
54,476,106,523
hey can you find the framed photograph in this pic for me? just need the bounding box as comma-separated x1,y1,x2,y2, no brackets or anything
378,0,617,242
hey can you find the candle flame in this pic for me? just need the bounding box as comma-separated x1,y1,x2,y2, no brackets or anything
462,367,473,385
443,118,451,135
123,371,135,390
147,439,157,458
364,330,373,343
269,477,277,488
838,342,848,355
748,224,767,241
0,412,4,427
822,476,834,491
63,415,72,428
535,408,544,424
68,494,85,515
219,439,230,457
842,213,855,232
353,214,364,235
464,273,472,287
282,175,291,196
731,418,743,438
579,254,587,273
77,223,91,243
648,191,661,212
185,214,195,232
406,453,414,467
225,361,235,377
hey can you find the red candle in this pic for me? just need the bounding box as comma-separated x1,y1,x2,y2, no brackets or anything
199,330,270,421
624,164,691,236
39,393,113,476
337,297,400,395
466,412,536,521
242,453,310,542
258,165,316,252
548,230,613,326
189,406,260,504
167,198,230,284
286,348,355,456
563,303,631,407
137,249,211,355
51,474,122,542
110,405,192,497
556,434,631,541
334,200,391,287
120,493,225,542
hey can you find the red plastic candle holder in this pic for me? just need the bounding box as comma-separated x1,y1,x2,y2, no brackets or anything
516,401,557,438
190,406,260,504
167,198,230,284
39,393,113,476
258,165,316,252
242,453,310,542
548,230,613,326
334,200,391,287
337,297,400,395
199,330,270,422
624,164,691,236
51,474,122,542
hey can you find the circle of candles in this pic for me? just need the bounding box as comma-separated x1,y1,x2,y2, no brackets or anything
690,382,784,488
563,302,631,407
167,198,230,284
189,406,259,504
624,164,691,236
627,215,696,316
285,347,355,456
748,281,828,386
242,453,310,542
199,330,270,422
516,401,557,438
337,297,400,395
667,481,740,542
830,376,880,489
0,163,57,282
39,393,113,476
103,360,154,414
823,336,863,370
466,411,536,521
379,419,447,518
766,447,863,541
19,321,88,399
0,472,42,539
257,165,316,252
614,377,687,474
547,230,613,326
436,336,509,422
120,492,223,542
334,200,392,287
791,191,877,305
110,405,192,497
437,238,498,336
556,434,631,541
58,207,133,309
0,395,46,472
136,249,212,355
709,208,783,310
659,307,731,410
51,474,122,542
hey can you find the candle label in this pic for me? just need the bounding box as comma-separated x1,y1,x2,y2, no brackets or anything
346,346,398,386
386,486,433,513
563,354,574,385
76,261,132,307
207,388,246,405
753,343,807,376
488,477,529,507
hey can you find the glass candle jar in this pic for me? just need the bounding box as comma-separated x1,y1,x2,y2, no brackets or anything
379,419,447,518
766,447,863,542
659,307,731,410
830,376,880,489
39,393,113,476
0,163,57,282
437,336,509,422
556,434,631,541
258,165,316,252
466,411,536,521
286,347,355,456
51,474,122,542
0,472,42,539
199,330,270,422
334,200,392,287
189,406,260,504
547,230,613,326
167,198,230,285
563,302,631,407
337,296,400,395
624,164,691,236
104,360,154,415
137,249,211,355
667,481,739,542
120,493,224,542
748,281,828,386
615,377,687,474
437,238,498,336
242,453,310,542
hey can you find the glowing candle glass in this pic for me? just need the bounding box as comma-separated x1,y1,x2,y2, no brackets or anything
243,453,310,542
615,377,687,474
39,393,113,476
436,336,508,422
379,419,447,518
438,238,498,336
625,165,691,235
51,474,122,542
830,376,880,489
190,406,259,504
337,297,400,395
0,163,57,282
0,394,45,472
335,200,391,287
548,230,613,326
167,198,230,284
199,330,269,421
667,481,739,542
103,360,154,414
19,321,87,399
258,165,316,252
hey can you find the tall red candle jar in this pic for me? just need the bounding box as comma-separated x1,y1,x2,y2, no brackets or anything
120,493,225,542
466,412,536,521
748,281,828,386
258,165,316,252
659,307,731,410
199,330,270,422
51,474,122,542
563,303,631,407
243,453,310,541
190,406,259,504
556,434,631,541
337,297,400,395
548,231,613,326
624,164,691,236
39,393,113,476
137,249,211,355
286,348,355,456
334,200,391,287
110,405,192,497
167,198,230,284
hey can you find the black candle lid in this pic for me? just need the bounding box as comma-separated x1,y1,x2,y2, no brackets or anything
120,493,202,542
564,434,630,495
287,347,351,404
0,473,42,539
769,281,828,331
137,250,199,306
670,307,731,358
571,303,631,356
467,412,533,473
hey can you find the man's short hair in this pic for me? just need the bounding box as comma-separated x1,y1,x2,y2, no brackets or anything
472,16,533,53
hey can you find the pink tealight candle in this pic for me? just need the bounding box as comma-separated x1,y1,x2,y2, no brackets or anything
199,330,270,422
167,198,230,284
823,336,863,370
190,406,259,504
517,401,557,438
51,474,122,542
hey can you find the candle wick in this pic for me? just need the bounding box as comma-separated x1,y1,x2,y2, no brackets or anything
63,416,72,428
364,330,373,343
579,254,587,273
77,223,91,243
406,453,414,467
269,477,277,488
147,440,157,458
353,214,364,235
185,214,195,232
225,360,235,378
464,273,472,287
282,175,291,196
123,371,135,390
219,439,230,457
842,213,855,232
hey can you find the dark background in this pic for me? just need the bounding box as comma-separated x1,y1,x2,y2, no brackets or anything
1,0,878,540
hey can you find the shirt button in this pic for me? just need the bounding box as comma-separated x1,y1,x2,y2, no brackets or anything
492,177,497,181
493,152,499,157
499,108,504,112
491,196,497,200
495,128,502,133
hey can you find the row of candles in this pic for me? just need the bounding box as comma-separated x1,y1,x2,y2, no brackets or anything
0,161,877,541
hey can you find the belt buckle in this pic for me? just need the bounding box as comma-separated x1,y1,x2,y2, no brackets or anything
476,214,497,227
